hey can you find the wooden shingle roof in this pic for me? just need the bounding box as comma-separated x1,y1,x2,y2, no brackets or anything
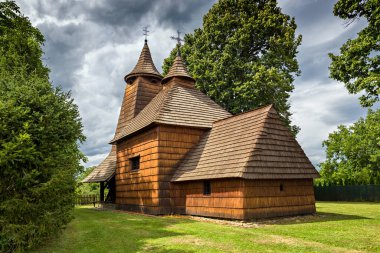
110,84,231,143
82,145,116,183
161,55,195,84
172,105,319,182
124,40,162,83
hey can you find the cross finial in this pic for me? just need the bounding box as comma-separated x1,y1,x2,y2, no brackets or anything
143,26,149,42
170,30,184,56
170,30,184,46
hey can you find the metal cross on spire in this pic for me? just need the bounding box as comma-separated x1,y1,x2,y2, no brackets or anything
143,26,149,42
170,30,184,56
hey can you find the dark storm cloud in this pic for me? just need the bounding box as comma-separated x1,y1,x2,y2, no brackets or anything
297,22,365,85
280,1,336,30
39,22,90,89
280,0,366,86
34,0,82,20
21,0,215,91
86,0,214,29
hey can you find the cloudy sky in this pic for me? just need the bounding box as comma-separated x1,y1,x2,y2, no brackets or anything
18,0,373,168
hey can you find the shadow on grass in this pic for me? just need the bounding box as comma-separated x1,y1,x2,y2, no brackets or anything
256,211,370,226
36,208,198,253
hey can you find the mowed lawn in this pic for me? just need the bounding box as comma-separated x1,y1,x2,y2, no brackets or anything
34,202,380,253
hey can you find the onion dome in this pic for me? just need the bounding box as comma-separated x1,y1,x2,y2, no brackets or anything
124,40,162,83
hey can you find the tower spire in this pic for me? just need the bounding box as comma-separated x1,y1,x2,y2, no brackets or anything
124,29,162,84
162,30,194,85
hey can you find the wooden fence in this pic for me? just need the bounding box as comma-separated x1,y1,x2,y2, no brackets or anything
314,185,380,202
75,194,99,205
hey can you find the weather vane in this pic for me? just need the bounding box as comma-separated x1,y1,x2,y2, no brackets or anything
143,26,149,42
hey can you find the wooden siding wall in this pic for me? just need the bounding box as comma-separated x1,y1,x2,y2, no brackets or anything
116,125,205,214
158,125,205,213
115,76,161,136
172,178,315,220
171,179,245,219
243,179,316,219
115,127,162,214
134,77,162,116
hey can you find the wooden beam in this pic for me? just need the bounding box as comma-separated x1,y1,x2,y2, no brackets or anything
100,182,105,202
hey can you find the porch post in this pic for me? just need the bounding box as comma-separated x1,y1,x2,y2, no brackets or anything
100,182,105,202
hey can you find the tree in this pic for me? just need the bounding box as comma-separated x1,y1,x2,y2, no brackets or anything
163,0,302,134
0,0,48,78
329,0,380,107
317,109,380,186
76,167,100,196
0,1,85,252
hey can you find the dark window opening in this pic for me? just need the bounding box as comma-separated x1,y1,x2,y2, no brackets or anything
130,156,140,171
203,180,211,195
280,184,284,192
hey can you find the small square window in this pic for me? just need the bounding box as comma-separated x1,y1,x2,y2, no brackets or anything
203,180,211,195
130,156,140,171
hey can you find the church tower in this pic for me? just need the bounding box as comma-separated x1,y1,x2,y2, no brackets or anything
82,39,163,203
115,39,163,137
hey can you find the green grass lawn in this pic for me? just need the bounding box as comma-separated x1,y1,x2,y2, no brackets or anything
34,202,380,253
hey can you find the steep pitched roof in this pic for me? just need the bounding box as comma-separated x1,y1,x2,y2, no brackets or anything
111,85,231,143
124,40,162,83
161,55,195,84
172,105,319,182
82,145,116,183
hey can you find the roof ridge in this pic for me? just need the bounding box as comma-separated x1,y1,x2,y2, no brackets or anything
213,104,273,125
241,108,272,176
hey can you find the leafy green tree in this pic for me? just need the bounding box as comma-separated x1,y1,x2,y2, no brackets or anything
317,109,380,186
76,167,100,195
329,0,380,107
0,0,48,78
0,1,85,252
163,0,301,134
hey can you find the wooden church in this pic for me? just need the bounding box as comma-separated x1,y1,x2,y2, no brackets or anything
83,38,319,220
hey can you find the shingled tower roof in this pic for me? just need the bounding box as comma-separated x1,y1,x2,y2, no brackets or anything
161,54,195,84
124,40,163,83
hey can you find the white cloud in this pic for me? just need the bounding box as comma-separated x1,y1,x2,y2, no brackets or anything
291,81,367,167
